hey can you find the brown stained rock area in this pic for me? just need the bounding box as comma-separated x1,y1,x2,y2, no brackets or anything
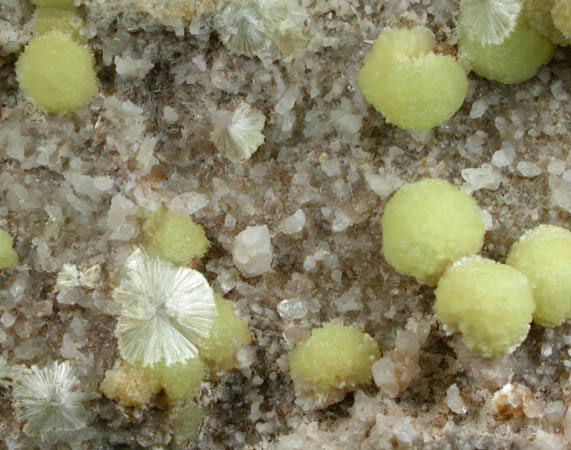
0,0,570,448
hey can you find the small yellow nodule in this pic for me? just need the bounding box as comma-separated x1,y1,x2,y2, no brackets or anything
141,207,209,266
381,178,485,286
289,323,380,398
16,31,98,114
357,27,468,131
507,225,571,327
144,358,205,405
435,256,535,358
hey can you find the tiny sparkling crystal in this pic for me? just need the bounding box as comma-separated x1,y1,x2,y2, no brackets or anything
277,298,308,320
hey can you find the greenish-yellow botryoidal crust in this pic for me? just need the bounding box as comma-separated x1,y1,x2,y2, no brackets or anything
357,27,468,131
288,323,380,397
100,362,161,407
506,225,571,327
435,256,535,358
30,0,76,9
459,20,555,84
197,294,251,371
381,178,485,287
170,402,204,449
522,0,571,46
142,207,209,266
144,357,205,405
16,31,98,114
34,8,85,42
0,229,19,270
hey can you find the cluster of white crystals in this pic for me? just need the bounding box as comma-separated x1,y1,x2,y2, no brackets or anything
113,249,216,367
210,102,266,162
54,263,102,291
12,361,96,437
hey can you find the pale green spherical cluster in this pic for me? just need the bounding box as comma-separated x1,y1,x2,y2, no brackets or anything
357,27,468,131
381,178,485,286
523,0,571,46
141,207,209,266
459,20,555,84
16,31,98,114
507,225,571,327
435,256,535,358
197,294,251,371
0,229,19,270
289,323,380,397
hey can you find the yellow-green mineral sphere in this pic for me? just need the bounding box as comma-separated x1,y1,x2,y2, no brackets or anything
459,20,555,84
506,225,571,327
381,178,485,286
197,294,251,371
34,8,85,42
144,357,205,405
16,31,98,114
30,0,76,9
289,323,380,396
0,230,19,270
142,207,209,266
357,27,468,131
522,0,571,46
435,256,535,358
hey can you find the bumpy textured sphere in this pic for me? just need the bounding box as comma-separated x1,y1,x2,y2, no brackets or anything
142,207,209,266
435,257,535,358
289,323,380,394
358,27,468,131
381,178,485,286
16,31,98,114
507,225,571,327
459,20,555,84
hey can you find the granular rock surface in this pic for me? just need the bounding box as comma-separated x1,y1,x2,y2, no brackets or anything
0,0,569,448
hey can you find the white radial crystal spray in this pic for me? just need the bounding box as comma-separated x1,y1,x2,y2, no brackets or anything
460,0,522,45
12,361,96,437
114,249,216,367
210,102,266,163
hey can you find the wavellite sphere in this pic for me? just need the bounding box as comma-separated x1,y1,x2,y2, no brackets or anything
357,27,468,131
507,225,571,327
459,20,555,84
289,323,380,396
16,31,98,114
435,257,535,358
381,178,485,286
